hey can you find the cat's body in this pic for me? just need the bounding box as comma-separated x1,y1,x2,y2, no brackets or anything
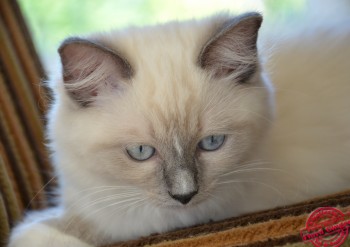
8,12,350,247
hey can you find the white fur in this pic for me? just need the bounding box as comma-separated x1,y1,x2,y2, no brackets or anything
8,10,350,247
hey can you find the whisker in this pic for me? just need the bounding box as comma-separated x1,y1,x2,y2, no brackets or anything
204,191,221,203
236,160,271,167
70,193,140,213
98,198,147,244
65,187,141,212
113,198,147,218
84,197,142,220
211,160,270,175
63,196,141,234
219,167,285,177
26,176,57,209
71,185,140,196
216,179,285,202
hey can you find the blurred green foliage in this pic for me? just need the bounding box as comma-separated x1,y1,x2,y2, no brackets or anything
18,0,305,68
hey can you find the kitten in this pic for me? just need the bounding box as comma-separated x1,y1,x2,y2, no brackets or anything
8,11,350,247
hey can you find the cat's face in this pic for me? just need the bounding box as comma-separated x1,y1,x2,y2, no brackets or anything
49,13,273,208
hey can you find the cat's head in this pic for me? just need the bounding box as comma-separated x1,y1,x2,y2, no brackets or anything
48,12,273,208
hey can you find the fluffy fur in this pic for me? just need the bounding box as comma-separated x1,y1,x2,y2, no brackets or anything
8,11,350,247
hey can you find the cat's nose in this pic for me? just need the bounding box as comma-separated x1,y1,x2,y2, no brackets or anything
169,190,198,204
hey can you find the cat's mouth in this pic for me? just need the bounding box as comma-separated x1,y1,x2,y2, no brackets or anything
151,190,211,209
164,200,198,209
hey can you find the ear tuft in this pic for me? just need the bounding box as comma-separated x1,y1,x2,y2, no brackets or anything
58,37,133,107
199,12,263,82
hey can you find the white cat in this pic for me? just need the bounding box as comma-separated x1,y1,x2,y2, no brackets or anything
8,11,350,247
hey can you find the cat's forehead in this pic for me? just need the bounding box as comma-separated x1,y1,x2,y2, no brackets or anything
98,18,227,136
134,72,205,144
95,15,228,87
89,14,264,141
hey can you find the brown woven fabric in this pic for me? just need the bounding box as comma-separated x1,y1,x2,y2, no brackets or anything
0,1,52,246
107,190,350,247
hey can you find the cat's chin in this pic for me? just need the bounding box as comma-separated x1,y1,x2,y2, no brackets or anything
162,202,197,210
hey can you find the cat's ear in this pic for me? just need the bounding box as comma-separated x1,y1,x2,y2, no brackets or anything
199,12,262,82
58,37,133,106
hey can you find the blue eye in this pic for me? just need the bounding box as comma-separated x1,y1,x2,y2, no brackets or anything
198,135,225,151
126,145,155,161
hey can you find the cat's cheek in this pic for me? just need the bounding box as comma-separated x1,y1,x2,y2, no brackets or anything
198,137,237,164
197,135,252,188
109,156,161,186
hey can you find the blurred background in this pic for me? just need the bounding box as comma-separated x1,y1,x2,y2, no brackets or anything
18,0,309,70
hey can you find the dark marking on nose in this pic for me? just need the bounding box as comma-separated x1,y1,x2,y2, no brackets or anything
169,190,198,204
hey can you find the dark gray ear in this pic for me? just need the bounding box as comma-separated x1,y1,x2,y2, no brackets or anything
58,37,133,106
198,12,262,82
